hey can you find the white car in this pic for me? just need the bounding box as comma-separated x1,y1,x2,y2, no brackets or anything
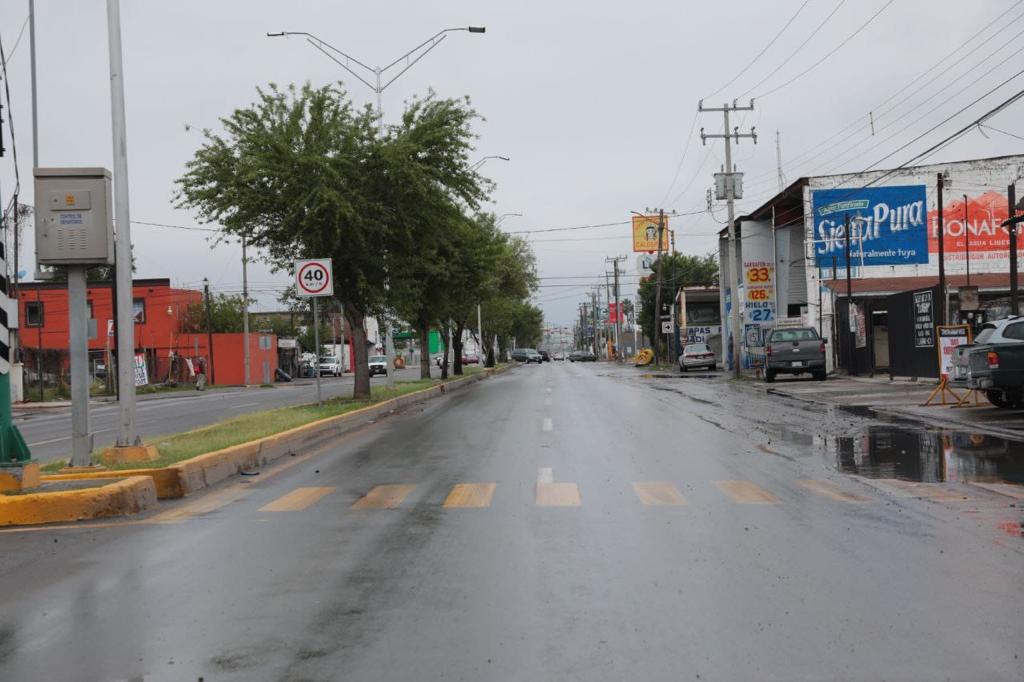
678,343,717,372
368,354,388,376
318,356,342,376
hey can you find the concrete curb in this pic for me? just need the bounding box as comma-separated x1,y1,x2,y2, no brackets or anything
0,475,158,526
44,365,512,500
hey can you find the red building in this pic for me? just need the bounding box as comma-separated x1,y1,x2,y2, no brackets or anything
17,278,277,386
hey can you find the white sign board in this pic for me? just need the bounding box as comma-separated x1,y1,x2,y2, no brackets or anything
133,353,149,387
637,254,654,276
295,259,334,297
661,320,673,334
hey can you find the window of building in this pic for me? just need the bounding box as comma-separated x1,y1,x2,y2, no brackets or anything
132,298,146,324
259,335,271,350
25,301,43,327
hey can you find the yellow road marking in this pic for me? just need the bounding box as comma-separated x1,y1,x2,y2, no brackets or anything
714,480,779,504
149,485,252,523
633,481,687,506
259,486,336,512
796,479,871,503
876,479,970,502
968,481,1024,500
351,484,416,510
443,483,496,508
535,482,581,507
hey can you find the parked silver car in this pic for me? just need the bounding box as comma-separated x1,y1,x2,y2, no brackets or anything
678,343,717,372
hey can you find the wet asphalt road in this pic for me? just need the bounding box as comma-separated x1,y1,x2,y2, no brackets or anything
13,366,443,463
1,362,1022,681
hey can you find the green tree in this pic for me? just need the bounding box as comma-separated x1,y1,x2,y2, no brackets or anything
181,293,247,333
384,94,490,379
176,83,384,398
638,252,718,354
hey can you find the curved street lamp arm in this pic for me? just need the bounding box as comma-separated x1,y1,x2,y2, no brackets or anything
380,34,450,92
268,31,376,73
380,27,470,73
305,38,377,91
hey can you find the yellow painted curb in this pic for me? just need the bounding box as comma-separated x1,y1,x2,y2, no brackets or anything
43,467,183,500
43,367,512,500
0,476,158,526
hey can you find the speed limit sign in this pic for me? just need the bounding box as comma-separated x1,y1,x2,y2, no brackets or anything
294,258,334,297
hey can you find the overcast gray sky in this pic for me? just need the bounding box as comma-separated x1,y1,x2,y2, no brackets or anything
2,0,1022,325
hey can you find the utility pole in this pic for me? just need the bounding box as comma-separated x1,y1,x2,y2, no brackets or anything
964,194,971,288
775,130,784,193
203,278,214,385
107,0,139,447
242,237,250,386
591,291,599,356
936,172,947,325
670,229,678,362
607,256,625,360
1010,183,1019,316
654,210,665,364
844,214,857,377
699,99,757,378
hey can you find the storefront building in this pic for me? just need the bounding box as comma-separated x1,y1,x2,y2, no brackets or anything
719,154,1024,377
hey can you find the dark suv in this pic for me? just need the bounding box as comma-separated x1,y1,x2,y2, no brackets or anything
764,327,827,382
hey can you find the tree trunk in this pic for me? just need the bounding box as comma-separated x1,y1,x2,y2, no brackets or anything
440,321,451,380
484,332,496,368
419,322,432,380
497,336,508,363
452,320,465,376
344,302,371,399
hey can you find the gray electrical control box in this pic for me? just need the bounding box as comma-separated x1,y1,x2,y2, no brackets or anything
34,167,115,265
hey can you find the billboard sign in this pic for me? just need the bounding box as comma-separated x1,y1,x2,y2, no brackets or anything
811,185,929,267
632,215,664,253
928,190,1019,256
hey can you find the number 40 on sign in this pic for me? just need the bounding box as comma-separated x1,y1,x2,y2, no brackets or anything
295,258,334,298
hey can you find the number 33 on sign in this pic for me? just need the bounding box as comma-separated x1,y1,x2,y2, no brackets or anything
746,266,771,283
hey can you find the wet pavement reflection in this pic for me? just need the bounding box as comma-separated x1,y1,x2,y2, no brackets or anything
832,424,1024,484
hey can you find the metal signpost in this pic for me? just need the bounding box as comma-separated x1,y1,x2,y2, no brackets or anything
295,259,334,407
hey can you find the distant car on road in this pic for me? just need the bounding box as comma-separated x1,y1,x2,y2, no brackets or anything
539,350,551,362
511,348,543,363
568,350,597,362
368,354,389,376
764,327,826,382
552,352,566,361
462,352,480,365
678,343,717,372
318,356,342,377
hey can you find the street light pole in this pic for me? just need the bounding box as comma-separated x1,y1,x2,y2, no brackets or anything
269,25,485,388
844,214,857,377
106,0,139,447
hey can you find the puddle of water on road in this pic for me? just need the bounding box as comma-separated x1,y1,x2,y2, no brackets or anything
828,424,1024,484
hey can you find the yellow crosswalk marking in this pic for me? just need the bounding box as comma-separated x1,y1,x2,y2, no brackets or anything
535,482,581,507
259,487,336,512
876,479,970,502
633,482,687,506
443,483,496,508
714,480,779,504
351,484,416,510
795,479,871,503
149,485,251,523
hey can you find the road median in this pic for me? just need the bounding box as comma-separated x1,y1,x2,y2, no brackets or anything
41,365,511,504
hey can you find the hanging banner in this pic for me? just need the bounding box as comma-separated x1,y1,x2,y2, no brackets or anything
936,325,971,379
811,185,929,267
914,290,934,348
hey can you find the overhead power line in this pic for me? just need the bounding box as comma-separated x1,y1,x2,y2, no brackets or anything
754,0,897,99
737,0,848,99
703,0,811,101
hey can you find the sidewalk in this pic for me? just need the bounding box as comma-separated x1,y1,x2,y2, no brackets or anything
748,374,1024,440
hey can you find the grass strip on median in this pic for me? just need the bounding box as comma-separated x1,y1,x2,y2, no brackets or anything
40,367,495,473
